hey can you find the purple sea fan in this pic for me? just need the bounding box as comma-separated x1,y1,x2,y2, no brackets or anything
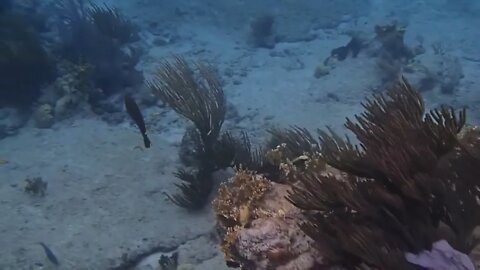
405,240,475,270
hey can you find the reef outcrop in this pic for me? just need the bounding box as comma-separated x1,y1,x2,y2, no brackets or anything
213,78,480,270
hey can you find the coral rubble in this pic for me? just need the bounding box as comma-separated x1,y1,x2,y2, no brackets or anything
24,177,48,197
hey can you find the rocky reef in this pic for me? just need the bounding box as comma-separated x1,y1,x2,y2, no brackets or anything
214,169,325,269
213,78,480,270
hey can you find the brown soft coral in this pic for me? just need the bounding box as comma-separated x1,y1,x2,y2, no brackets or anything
287,77,480,269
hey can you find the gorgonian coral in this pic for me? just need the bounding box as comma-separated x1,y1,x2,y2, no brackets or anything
148,56,226,210
287,77,480,269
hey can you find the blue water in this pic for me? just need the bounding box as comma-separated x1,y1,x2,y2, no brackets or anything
0,0,479,269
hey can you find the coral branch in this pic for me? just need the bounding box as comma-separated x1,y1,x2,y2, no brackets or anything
148,55,226,210
149,56,226,148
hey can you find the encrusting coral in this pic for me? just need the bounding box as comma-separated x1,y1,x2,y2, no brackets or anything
36,61,95,124
213,167,328,269
214,77,480,270
212,169,271,263
53,62,94,117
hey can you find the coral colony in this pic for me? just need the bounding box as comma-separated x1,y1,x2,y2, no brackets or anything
209,78,480,269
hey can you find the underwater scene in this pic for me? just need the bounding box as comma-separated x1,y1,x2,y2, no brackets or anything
1,0,480,269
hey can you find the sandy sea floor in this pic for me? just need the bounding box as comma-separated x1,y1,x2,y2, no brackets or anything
0,1,479,269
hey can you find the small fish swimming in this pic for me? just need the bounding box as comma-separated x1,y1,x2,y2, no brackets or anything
124,94,151,148
38,242,59,266
0,159,8,165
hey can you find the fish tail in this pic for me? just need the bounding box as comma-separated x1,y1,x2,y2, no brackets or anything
142,133,151,148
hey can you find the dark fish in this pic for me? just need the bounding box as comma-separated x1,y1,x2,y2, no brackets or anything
38,242,59,266
124,94,151,148
329,37,364,62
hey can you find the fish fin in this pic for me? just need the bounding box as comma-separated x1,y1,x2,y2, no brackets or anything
142,133,151,148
